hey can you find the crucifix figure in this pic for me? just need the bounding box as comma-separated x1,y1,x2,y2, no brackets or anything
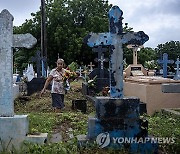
0,10,37,116
95,53,108,78
157,53,174,78
84,6,149,98
174,57,180,80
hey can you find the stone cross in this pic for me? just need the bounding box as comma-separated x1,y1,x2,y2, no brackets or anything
157,53,174,78
88,62,95,72
95,53,108,78
174,57,180,80
127,44,143,65
77,66,83,77
31,50,41,77
84,6,149,98
0,10,37,116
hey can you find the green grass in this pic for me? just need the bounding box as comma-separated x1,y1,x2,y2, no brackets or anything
4,81,179,153
147,112,180,153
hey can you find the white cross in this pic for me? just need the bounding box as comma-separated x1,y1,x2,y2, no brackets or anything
88,62,95,72
0,10,37,116
77,66,83,77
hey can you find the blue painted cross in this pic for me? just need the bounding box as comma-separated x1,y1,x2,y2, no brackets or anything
84,6,149,98
157,53,174,78
174,57,180,80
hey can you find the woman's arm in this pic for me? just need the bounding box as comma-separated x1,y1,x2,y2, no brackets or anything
40,75,53,96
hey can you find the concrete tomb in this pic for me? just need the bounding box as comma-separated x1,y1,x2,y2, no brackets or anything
125,45,147,77
124,76,180,114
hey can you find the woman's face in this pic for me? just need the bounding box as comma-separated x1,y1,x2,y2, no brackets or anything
57,60,64,70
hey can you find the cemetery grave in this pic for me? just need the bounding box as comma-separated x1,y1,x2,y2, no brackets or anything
11,80,180,154
125,45,148,77
81,5,159,153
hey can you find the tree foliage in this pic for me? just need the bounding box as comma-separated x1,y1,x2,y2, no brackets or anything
13,0,180,74
14,0,112,72
155,41,180,61
138,47,157,65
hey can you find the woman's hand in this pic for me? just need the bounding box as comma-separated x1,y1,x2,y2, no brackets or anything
40,88,46,97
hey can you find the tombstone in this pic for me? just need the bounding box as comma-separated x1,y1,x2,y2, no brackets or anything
157,53,174,78
173,57,180,80
72,99,87,114
94,53,109,78
90,45,109,79
125,45,147,77
25,64,34,82
87,46,109,93
76,66,83,77
30,50,47,78
31,50,41,77
93,45,108,74
88,62,95,73
82,65,88,82
29,51,47,94
79,6,157,153
26,78,50,96
0,9,47,151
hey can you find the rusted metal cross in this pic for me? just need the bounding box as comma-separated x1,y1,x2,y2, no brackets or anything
84,6,149,98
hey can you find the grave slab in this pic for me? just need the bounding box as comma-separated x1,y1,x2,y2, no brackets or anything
162,83,180,93
0,115,28,151
26,133,48,144
162,108,180,118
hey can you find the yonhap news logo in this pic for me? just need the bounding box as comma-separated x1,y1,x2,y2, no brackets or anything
96,132,110,148
96,132,175,148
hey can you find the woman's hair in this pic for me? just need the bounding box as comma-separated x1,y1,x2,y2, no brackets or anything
56,58,64,63
56,58,66,68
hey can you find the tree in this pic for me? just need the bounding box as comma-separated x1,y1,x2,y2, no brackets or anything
138,47,157,65
13,0,112,72
155,41,180,61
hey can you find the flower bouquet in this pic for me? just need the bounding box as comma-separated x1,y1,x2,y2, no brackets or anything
63,69,77,90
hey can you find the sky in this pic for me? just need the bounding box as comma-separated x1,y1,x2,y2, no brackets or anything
0,0,180,48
